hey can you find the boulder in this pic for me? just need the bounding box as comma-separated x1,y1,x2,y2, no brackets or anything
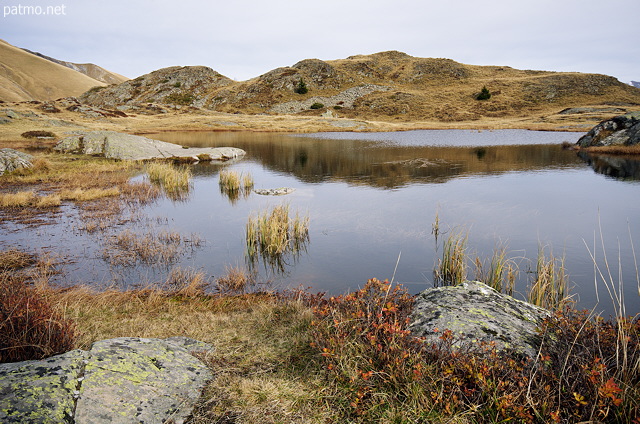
55,131,245,162
254,187,295,196
0,337,213,424
576,111,640,147
0,148,33,174
409,281,549,358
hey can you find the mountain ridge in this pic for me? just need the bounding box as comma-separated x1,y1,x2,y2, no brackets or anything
80,50,640,123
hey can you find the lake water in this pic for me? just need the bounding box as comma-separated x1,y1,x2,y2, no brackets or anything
3,129,639,316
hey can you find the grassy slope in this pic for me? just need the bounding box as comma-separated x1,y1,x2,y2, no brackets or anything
0,39,107,102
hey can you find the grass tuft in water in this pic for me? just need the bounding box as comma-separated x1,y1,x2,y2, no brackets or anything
146,162,191,200
219,170,254,201
246,204,309,267
433,230,468,286
527,245,572,310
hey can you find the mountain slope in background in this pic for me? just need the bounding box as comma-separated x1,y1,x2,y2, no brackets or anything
21,47,128,85
81,50,640,122
0,39,121,102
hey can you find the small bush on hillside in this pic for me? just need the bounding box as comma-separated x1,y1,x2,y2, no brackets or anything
21,130,57,139
164,92,195,106
86,85,106,95
0,276,76,363
310,102,324,110
476,86,491,100
295,78,308,95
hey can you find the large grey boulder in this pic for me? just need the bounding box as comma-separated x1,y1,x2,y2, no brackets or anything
55,130,245,162
0,337,213,424
576,111,640,147
410,281,549,358
0,148,33,174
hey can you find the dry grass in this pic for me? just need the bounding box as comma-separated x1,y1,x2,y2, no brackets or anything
527,245,573,310
146,162,191,200
215,265,256,294
0,249,36,271
59,187,121,202
219,169,254,202
246,204,310,268
582,144,640,156
433,230,468,286
0,191,61,209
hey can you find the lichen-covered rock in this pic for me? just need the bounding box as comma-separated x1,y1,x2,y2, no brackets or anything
54,130,245,162
254,187,295,196
0,148,33,174
576,111,640,147
0,337,213,424
75,337,213,424
410,281,549,358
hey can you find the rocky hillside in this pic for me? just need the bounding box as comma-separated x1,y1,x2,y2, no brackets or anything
80,50,640,122
21,48,128,85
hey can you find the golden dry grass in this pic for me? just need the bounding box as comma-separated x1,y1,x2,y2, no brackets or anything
0,39,107,102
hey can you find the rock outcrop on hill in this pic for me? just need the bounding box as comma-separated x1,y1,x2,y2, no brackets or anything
0,337,212,424
54,131,245,162
410,281,549,358
576,111,640,147
0,148,33,174
78,51,640,123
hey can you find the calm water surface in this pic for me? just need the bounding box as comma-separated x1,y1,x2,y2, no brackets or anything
3,129,639,316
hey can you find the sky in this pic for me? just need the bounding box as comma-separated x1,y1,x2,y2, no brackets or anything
1,0,638,84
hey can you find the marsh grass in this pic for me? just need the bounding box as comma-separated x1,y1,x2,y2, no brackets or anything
474,242,519,296
215,265,257,294
103,229,203,267
219,169,254,202
146,162,191,200
246,204,310,270
527,245,572,310
433,230,468,286
0,191,61,209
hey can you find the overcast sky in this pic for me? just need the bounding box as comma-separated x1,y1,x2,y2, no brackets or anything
2,0,638,84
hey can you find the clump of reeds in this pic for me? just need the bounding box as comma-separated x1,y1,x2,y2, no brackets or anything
474,242,519,296
433,230,468,286
219,170,254,202
0,249,36,271
59,187,121,202
163,267,210,297
527,245,572,310
246,204,309,264
215,265,257,295
0,191,61,209
146,162,191,200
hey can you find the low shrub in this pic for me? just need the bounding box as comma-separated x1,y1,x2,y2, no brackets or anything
295,78,308,95
311,279,640,422
0,275,76,363
476,86,491,100
20,130,57,139
310,102,324,110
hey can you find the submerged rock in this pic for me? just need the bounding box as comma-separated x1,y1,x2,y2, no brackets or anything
410,281,549,358
576,111,640,147
55,130,245,162
0,337,213,424
253,187,295,196
0,148,33,174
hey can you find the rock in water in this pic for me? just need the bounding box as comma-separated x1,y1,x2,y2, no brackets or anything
409,281,549,358
0,337,213,424
55,130,245,162
576,111,640,147
0,148,33,174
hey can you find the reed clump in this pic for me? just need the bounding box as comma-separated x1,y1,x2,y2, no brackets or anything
246,204,309,263
433,230,468,286
219,170,254,201
216,265,256,295
146,162,191,200
528,245,572,310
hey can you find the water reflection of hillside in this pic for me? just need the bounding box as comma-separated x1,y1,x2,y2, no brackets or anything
154,132,585,189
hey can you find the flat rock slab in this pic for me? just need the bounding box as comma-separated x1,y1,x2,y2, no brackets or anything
55,130,245,162
0,337,213,424
410,281,549,358
0,148,33,174
253,187,295,196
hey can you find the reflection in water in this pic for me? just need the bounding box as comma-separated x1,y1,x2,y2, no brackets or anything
577,151,640,180
155,130,585,188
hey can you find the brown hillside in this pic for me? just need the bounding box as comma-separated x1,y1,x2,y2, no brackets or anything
21,47,129,85
80,50,640,124
0,39,108,102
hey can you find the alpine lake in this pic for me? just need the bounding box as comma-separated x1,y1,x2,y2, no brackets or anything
5,129,640,317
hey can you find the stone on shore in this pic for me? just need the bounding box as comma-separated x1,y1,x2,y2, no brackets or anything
409,281,550,358
576,111,640,147
0,148,33,174
0,337,213,424
54,130,245,162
